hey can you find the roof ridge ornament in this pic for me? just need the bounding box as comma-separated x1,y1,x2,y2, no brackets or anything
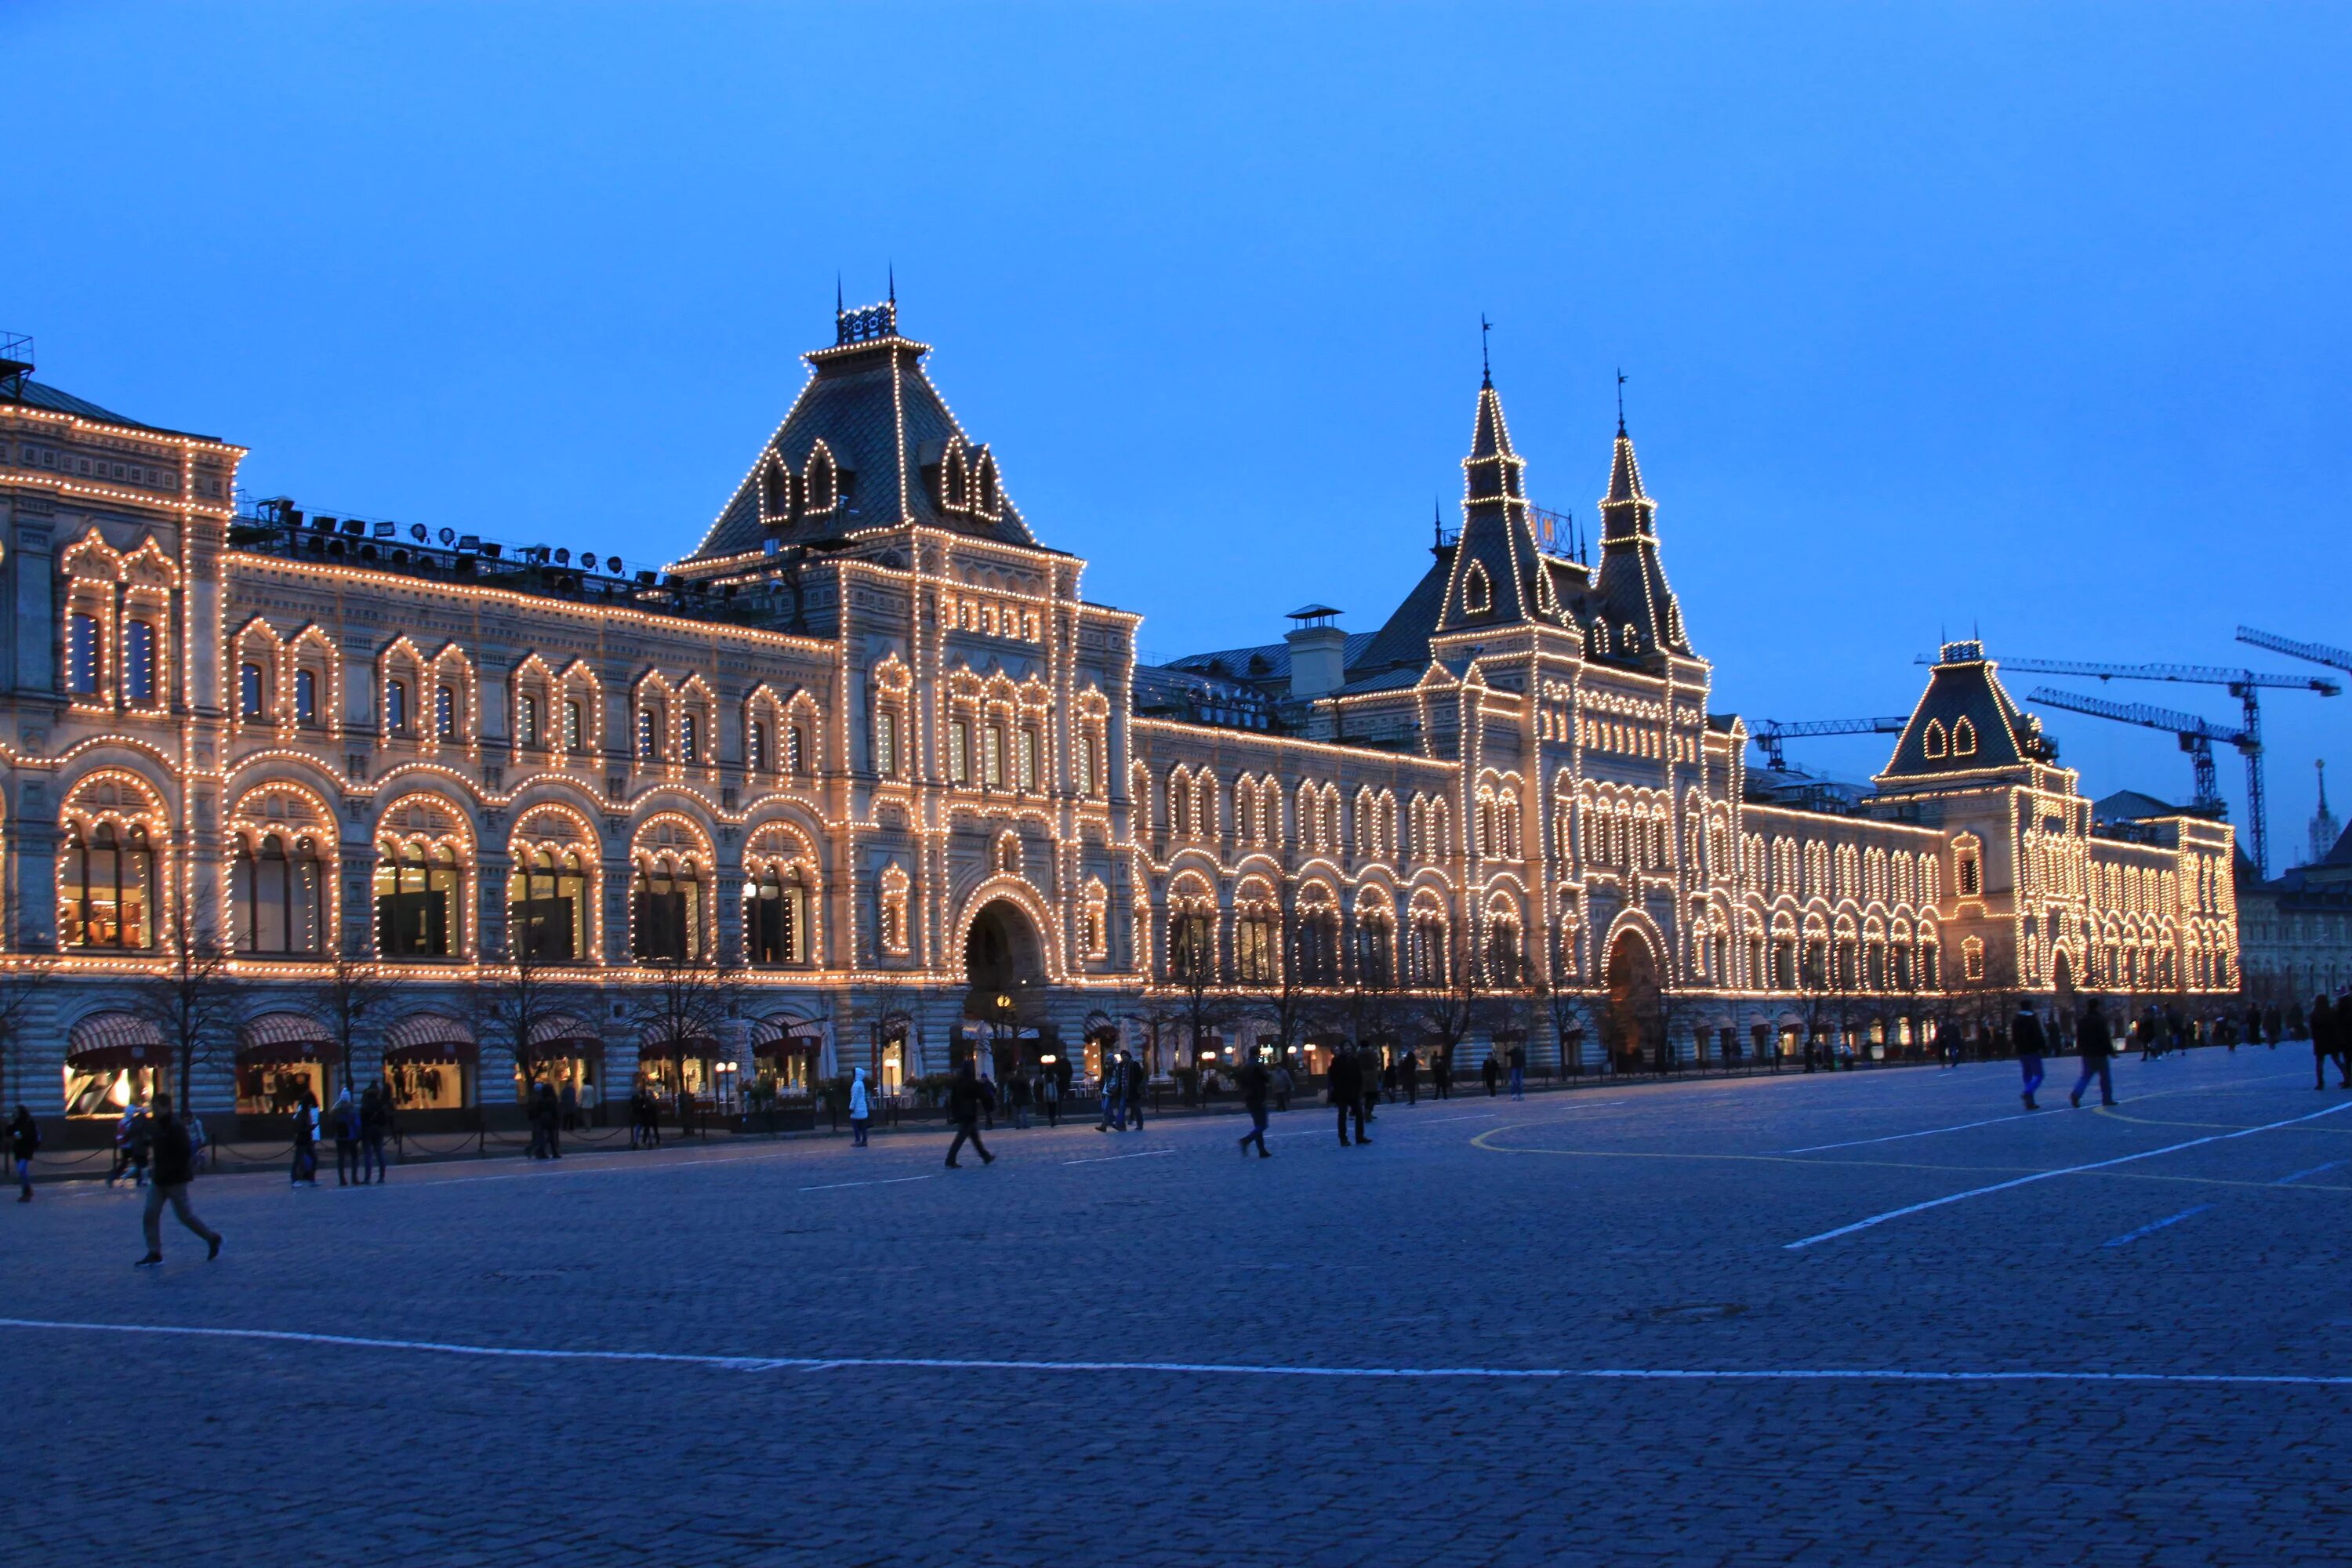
837,296,898,347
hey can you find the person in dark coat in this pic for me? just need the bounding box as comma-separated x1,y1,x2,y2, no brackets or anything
1124,1051,1148,1130
135,1097,220,1267
1432,1049,1452,1100
2069,996,2118,1108
1481,1053,1501,1097
1096,1051,1127,1132
1236,1058,1272,1159
945,1061,995,1168
2335,989,2352,1085
290,1088,320,1186
1508,1042,1527,1099
1397,1048,1419,1106
9,1105,39,1201
1330,1047,1365,1146
2310,994,2339,1091
2012,1001,2047,1110
359,1081,391,1184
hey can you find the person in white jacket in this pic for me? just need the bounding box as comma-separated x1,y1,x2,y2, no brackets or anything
848,1067,873,1147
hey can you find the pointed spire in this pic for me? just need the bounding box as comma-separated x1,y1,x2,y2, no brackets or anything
1480,314,1493,388
837,274,844,314
1615,367,1628,435
888,262,896,304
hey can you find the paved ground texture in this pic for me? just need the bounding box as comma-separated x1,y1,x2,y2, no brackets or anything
5,1048,2349,1566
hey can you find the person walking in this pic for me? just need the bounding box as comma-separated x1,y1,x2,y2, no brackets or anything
848,1066,873,1147
2310,994,2339,1091
1330,1045,1365,1146
1237,1056,1272,1159
1481,1052,1501,1098
945,1061,995,1168
291,1088,320,1186
579,1078,600,1128
331,1087,363,1186
638,1085,663,1149
2334,989,2352,1086
1124,1051,1148,1131
1007,1065,1032,1131
1508,1042,1527,1100
674,1084,696,1142
359,1080,390,1185
1096,1051,1127,1133
1040,1067,1061,1127
2070,996,2118,1108
539,1081,564,1159
560,1079,579,1133
2012,1000,2047,1110
9,1105,38,1202
1398,1048,1420,1107
134,1097,220,1268
108,1103,151,1189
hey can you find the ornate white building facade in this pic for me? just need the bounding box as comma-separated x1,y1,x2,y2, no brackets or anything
0,307,2240,1131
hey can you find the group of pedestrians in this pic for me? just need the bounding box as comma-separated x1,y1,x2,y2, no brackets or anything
2308,992,2352,1091
2008,994,2126,1110
1094,1050,1149,1133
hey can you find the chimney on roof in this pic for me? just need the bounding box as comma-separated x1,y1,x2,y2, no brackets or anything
1285,604,1346,700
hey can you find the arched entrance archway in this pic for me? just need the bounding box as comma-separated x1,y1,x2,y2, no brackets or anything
962,898,1051,1076
1604,927,1660,1073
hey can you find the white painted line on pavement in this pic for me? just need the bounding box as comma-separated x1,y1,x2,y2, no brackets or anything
1779,1112,2033,1155
1786,1099,2352,1250
1061,1148,1174,1166
2101,1205,2210,1248
797,1175,935,1192
4,1316,2350,1388
2273,1160,2344,1187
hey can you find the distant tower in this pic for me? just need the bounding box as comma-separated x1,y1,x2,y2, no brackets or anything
2309,760,2341,867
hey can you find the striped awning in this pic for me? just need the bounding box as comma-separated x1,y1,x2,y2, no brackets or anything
67,1012,165,1059
383,1013,477,1066
528,1013,600,1048
239,1012,332,1065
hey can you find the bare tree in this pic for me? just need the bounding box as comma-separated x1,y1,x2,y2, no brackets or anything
0,958,55,1109
1244,900,1327,1070
1534,971,1598,1079
1167,919,1239,1076
310,934,394,1091
623,951,747,1096
842,973,909,1082
137,887,237,1113
1415,920,1495,1082
474,925,573,1102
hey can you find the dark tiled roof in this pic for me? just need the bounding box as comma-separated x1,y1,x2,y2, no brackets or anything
4,379,219,441
1879,648,2042,780
683,331,1036,564
1167,633,1377,687
1348,547,1454,677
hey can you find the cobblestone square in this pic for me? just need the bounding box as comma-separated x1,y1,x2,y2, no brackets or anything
5,1049,2349,1566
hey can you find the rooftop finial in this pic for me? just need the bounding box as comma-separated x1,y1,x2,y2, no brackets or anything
1480,314,1493,387
1616,367,1628,434
888,262,896,305
837,274,844,315
1433,495,1443,546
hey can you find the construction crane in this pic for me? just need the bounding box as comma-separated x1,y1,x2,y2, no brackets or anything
2238,625,2352,679
2026,687,2249,818
1748,717,1909,772
1966,655,2340,879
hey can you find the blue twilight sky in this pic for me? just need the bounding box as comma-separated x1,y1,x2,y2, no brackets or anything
6,3,2348,862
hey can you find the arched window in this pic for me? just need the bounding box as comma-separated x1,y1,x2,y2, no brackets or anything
436,684,458,741
1955,835,1983,898
295,669,319,725
67,613,102,695
564,699,585,752
1236,898,1277,983
232,833,325,955
386,679,410,733
1952,716,1978,757
60,820,154,949
240,662,265,719
1168,906,1213,982
680,712,700,764
509,848,587,961
746,720,768,774
788,723,808,774
632,856,703,962
744,864,812,965
517,691,541,748
1922,718,1947,759
1463,560,1492,615
636,708,659,760
374,840,459,957
123,619,158,706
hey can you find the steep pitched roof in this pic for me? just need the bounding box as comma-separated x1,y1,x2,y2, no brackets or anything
681,302,1036,565
1347,546,1456,677
1432,378,1559,637
1587,423,1692,659
1878,641,2045,781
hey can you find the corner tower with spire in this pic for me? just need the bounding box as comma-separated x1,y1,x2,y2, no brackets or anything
1588,414,1693,662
